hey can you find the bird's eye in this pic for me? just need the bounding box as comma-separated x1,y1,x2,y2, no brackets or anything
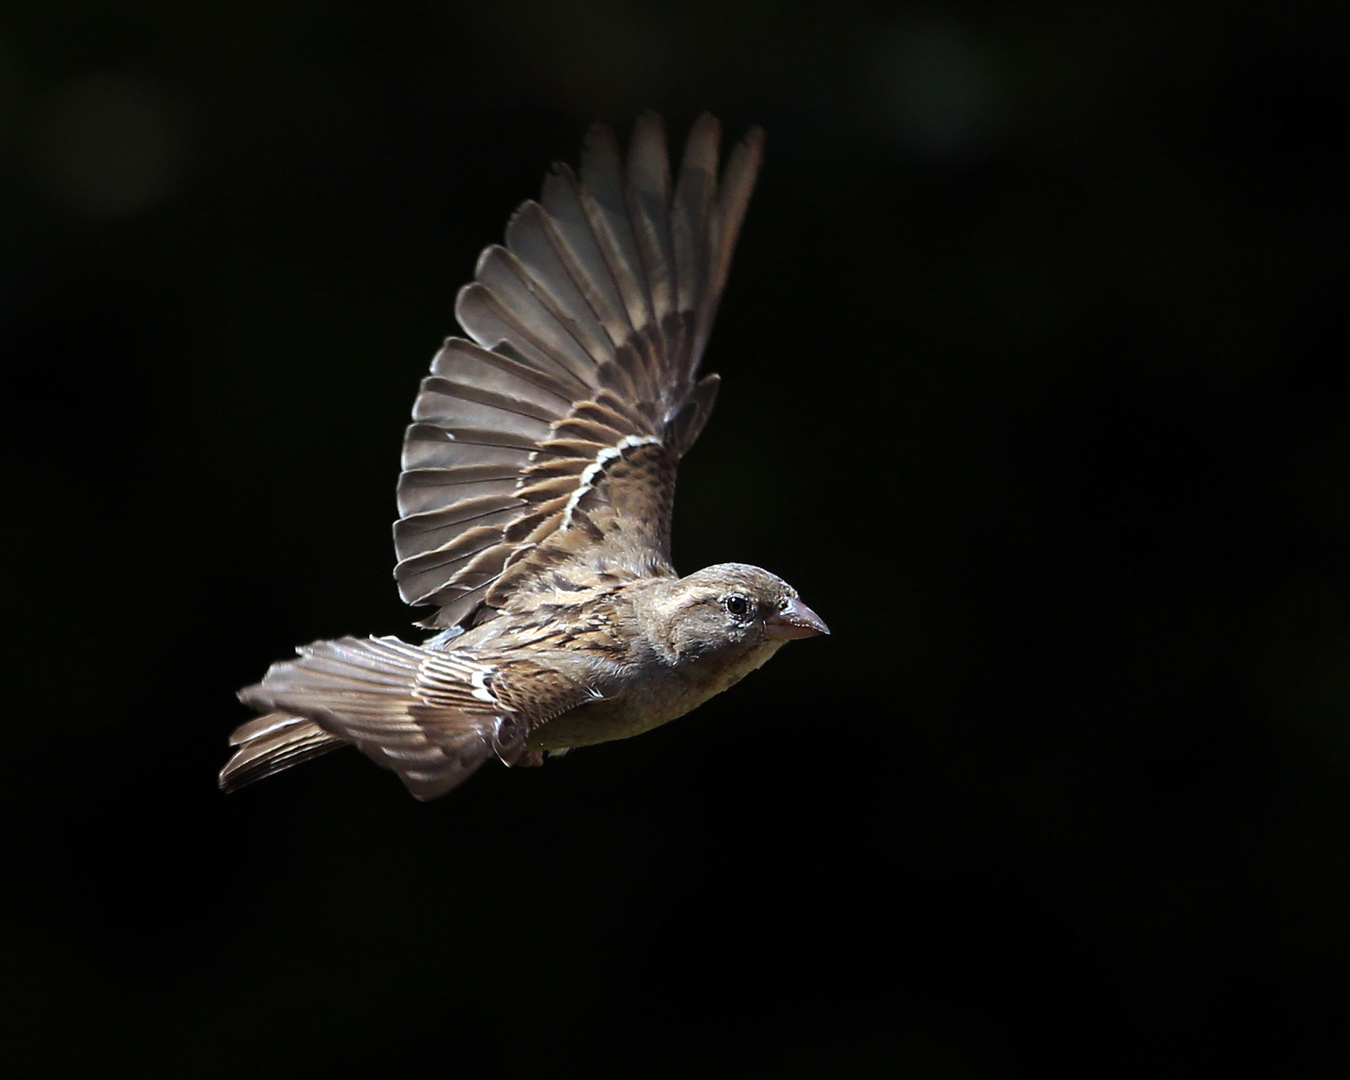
723,594,750,618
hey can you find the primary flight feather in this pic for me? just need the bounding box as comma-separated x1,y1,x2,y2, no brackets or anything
221,113,827,801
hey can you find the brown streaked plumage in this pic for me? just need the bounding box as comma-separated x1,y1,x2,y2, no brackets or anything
222,113,827,802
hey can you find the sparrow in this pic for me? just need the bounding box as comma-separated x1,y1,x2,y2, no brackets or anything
220,113,828,801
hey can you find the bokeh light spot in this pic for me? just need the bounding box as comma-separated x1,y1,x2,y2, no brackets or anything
871,20,1004,162
30,72,184,218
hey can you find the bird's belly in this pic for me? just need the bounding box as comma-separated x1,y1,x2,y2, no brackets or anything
525,640,783,751
527,696,680,750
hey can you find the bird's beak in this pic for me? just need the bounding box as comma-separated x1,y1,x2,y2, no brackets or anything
765,597,830,639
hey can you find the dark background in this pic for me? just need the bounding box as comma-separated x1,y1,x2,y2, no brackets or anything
5,1,1349,1075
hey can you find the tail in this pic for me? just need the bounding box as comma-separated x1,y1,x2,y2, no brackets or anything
222,636,516,801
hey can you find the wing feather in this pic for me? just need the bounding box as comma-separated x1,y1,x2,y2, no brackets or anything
539,165,635,347
625,113,676,324
504,201,617,370
578,123,654,332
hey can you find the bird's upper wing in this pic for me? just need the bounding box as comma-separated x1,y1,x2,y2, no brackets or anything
395,113,763,630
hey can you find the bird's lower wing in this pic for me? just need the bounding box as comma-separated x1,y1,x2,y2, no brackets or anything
225,637,595,801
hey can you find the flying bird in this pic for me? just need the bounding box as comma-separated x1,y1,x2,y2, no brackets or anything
221,113,827,801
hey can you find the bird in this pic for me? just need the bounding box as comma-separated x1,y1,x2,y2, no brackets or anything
220,112,828,802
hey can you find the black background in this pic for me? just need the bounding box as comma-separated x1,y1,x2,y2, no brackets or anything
6,1,1350,1076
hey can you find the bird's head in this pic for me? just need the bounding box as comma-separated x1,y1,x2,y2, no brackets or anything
652,563,828,663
